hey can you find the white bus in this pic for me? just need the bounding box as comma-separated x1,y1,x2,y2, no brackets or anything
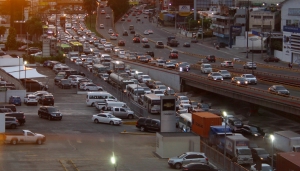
126,84,144,101
178,113,192,132
143,94,161,114
110,60,125,72
86,92,117,106
92,64,108,75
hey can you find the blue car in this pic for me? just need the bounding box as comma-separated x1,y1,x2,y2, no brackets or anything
9,96,22,106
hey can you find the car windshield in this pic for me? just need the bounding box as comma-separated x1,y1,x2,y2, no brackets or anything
204,65,211,68
143,87,150,91
168,90,175,94
256,149,268,155
212,73,221,76
246,75,254,78
143,76,150,79
158,42,163,45
180,97,189,100
237,149,251,155
178,153,186,158
107,114,116,118
201,103,210,108
236,77,245,81
154,90,163,94
221,71,229,74
159,86,166,89
249,126,259,132
48,108,59,112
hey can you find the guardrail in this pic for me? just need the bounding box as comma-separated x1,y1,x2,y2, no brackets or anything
191,64,300,87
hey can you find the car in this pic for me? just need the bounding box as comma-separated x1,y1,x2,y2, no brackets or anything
250,163,273,171
120,17,125,21
80,83,103,91
123,30,128,36
155,41,164,48
163,62,176,69
177,96,189,104
197,103,210,111
30,91,49,101
181,163,218,171
183,42,191,47
75,59,83,65
98,44,104,50
241,124,265,138
241,74,257,85
151,89,164,96
134,33,140,38
99,24,104,29
133,37,140,43
57,79,72,89
101,10,105,14
108,29,113,34
206,55,216,62
18,45,27,51
231,77,248,85
169,52,178,59
5,117,19,129
146,51,154,57
191,38,198,43
9,96,21,106
221,60,233,67
208,72,223,81
148,30,153,34
227,117,243,132
38,93,54,106
168,152,208,169
218,70,231,79
105,14,110,19
156,85,167,91
164,88,176,96
110,35,117,40
38,106,62,120
142,43,150,48
264,57,280,62
143,30,149,35
92,113,122,125
130,30,135,34
24,94,38,106
243,62,257,69
136,117,160,132
268,85,290,96
118,40,125,46
141,38,148,43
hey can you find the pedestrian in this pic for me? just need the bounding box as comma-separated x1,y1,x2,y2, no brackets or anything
288,63,292,68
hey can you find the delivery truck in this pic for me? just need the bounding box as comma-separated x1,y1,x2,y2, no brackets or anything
208,125,232,147
225,135,253,165
274,131,300,152
191,112,222,139
276,152,300,171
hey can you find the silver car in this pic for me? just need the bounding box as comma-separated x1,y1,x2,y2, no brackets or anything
218,70,231,79
241,74,257,85
168,152,208,169
208,72,223,81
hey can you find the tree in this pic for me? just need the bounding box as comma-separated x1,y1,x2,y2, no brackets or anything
6,27,17,50
25,16,43,42
83,0,97,28
107,0,130,21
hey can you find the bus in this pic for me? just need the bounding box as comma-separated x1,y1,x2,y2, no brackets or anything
69,41,83,53
178,113,192,132
126,84,144,101
58,43,71,54
143,94,161,114
86,92,117,106
110,60,125,72
92,64,108,75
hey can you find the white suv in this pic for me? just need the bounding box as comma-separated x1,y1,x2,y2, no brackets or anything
241,74,257,85
243,62,257,69
168,152,208,169
24,94,38,106
221,61,234,67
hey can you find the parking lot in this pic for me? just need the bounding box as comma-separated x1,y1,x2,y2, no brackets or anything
0,66,176,171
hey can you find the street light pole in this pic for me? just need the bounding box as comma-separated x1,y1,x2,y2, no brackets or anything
188,18,192,32
246,0,249,59
201,16,204,41
250,38,258,75
270,135,275,169
24,61,27,91
223,111,227,170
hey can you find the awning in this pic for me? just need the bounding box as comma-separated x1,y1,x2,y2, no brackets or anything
1,66,47,79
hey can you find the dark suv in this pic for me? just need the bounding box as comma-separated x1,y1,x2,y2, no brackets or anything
57,79,72,89
206,55,216,62
38,106,62,120
136,117,160,132
5,112,26,125
38,94,54,106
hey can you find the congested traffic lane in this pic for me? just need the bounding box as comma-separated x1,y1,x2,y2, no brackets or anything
116,10,300,78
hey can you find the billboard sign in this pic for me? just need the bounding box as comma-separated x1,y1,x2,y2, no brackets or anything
160,96,176,132
179,5,190,12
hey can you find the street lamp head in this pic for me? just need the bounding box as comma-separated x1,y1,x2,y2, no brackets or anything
116,61,119,64
111,155,116,164
223,111,227,117
169,3,171,6
24,61,27,65
270,134,275,142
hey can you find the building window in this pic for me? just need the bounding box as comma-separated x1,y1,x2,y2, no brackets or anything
263,16,273,19
253,16,261,19
286,20,299,27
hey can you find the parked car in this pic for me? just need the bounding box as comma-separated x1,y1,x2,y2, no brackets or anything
38,106,62,120
92,113,122,125
38,93,54,106
5,117,19,129
268,85,290,96
264,57,280,62
241,74,257,85
168,152,209,169
136,117,160,132
5,112,26,125
24,94,38,105
231,77,248,86
9,96,21,106
181,163,218,171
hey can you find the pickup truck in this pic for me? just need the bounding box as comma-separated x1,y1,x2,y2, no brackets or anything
1,130,46,145
106,107,134,119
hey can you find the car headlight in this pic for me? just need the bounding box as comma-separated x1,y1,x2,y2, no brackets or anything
237,81,240,84
221,78,223,80
179,67,182,71
245,81,248,84
213,78,217,80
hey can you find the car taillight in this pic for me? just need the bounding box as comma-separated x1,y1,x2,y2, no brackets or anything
206,158,208,162
182,168,188,171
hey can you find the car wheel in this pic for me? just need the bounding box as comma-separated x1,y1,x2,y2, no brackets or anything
36,139,42,145
48,116,51,121
110,121,114,125
127,114,134,119
91,102,95,107
10,124,16,129
94,119,99,123
174,163,182,169
140,126,146,132
11,139,18,145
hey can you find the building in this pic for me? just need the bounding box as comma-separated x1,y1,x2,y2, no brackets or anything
249,9,280,32
280,0,300,63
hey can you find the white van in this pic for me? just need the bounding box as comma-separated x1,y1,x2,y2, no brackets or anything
105,101,129,109
86,92,117,106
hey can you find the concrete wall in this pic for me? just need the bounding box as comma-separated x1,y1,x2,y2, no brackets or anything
0,114,4,133
123,61,181,92
0,90,26,103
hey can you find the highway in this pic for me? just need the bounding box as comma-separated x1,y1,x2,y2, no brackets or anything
96,6,300,98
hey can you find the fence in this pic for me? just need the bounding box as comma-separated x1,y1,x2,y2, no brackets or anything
200,142,249,171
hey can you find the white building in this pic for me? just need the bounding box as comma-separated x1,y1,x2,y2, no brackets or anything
280,0,300,63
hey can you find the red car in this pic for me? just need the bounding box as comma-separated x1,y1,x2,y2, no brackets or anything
264,57,280,62
169,52,178,59
133,37,140,43
118,40,125,46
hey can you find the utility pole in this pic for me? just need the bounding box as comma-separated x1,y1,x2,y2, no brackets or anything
269,21,272,57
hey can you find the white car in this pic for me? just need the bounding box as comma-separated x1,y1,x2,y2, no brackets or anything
101,10,105,14
156,85,167,92
24,94,38,106
92,113,122,125
141,38,148,43
151,89,164,96
221,61,234,67
163,62,176,69
148,30,153,34
100,39,107,44
99,24,104,29
75,59,83,65
30,91,49,101
250,163,273,171
106,14,110,19
218,70,231,79
110,35,117,40
108,29,113,34
138,75,151,83
177,96,189,104
178,103,191,112
80,82,103,91
31,51,42,57
104,44,112,52
208,72,223,81
98,44,104,50
241,74,257,85
143,30,149,35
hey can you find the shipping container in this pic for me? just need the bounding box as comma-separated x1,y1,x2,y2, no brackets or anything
191,112,222,138
276,152,300,171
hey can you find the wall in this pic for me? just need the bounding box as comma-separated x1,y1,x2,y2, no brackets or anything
0,57,24,67
0,90,26,103
274,50,287,62
0,114,4,133
0,68,25,90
